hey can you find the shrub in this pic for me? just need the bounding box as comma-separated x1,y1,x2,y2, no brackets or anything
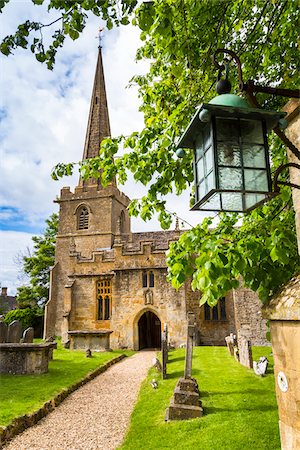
3,307,44,331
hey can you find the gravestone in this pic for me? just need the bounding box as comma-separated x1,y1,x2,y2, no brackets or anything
7,320,23,343
164,323,169,361
253,356,268,376
162,331,168,379
165,313,203,421
0,322,8,343
238,337,253,369
225,333,237,357
22,327,34,343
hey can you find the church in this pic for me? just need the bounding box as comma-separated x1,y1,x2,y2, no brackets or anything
44,48,268,350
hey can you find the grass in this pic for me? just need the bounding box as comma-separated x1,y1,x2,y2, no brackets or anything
0,341,133,427
120,346,280,450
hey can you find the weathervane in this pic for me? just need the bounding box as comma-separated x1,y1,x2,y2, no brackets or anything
97,27,104,48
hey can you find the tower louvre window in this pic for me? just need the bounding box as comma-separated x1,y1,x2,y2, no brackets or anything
78,206,89,230
97,279,112,320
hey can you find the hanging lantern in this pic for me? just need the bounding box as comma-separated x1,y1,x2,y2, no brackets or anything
177,93,285,212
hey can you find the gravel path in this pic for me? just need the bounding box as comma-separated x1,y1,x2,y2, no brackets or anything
4,351,156,450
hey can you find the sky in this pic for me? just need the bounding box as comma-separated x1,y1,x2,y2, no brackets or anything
0,1,208,295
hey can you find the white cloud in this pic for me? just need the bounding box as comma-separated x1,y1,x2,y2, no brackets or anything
0,230,34,295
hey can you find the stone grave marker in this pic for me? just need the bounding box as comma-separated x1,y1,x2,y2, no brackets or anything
164,323,169,362
238,337,253,369
162,325,168,379
165,312,203,420
22,327,34,343
253,356,268,376
225,333,237,356
7,320,23,343
0,322,8,343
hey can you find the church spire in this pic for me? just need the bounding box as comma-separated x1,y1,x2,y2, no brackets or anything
82,47,111,161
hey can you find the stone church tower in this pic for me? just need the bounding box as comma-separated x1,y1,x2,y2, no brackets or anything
44,49,268,350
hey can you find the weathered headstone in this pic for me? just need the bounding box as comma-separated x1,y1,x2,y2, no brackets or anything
164,323,169,360
165,312,203,421
0,322,8,343
162,335,168,379
238,337,253,369
7,320,23,343
253,356,268,376
225,333,237,357
22,327,34,343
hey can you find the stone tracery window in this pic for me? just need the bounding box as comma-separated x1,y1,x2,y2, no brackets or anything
204,297,226,321
97,279,112,320
77,206,89,230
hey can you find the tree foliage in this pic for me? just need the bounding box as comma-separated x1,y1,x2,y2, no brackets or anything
2,1,299,304
16,214,58,308
4,307,44,330
0,0,137,69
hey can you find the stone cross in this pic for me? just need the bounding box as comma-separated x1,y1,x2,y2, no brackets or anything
7,320,23,343
0,322,8,343
184,312,196,379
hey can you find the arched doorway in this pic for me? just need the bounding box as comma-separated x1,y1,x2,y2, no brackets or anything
138,311,161,350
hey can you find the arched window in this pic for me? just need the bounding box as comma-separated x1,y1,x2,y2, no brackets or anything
120,210,126,233
78,206,89,230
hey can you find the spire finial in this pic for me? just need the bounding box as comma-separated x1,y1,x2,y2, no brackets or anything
97,27,104,48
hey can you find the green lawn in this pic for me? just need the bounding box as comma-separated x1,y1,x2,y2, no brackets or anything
0,342,132,427
120,346,280,450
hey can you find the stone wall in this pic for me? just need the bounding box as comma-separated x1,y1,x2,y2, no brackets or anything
233,285,269,346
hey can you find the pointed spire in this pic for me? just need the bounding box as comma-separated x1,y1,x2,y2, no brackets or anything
82,47,111,161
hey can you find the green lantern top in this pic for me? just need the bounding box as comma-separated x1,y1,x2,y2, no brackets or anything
209,93,250,108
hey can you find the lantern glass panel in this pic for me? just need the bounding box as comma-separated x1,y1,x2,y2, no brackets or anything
201,192,221,210
244,169,269,192
219,167,243,190
199,181,206,199
221,193,243,211
243,144,266,168
240,119,264,144
196,157,204,182
207,171,215,192
205,147,213,172
203,124,212,149
195,133,204,160
245,193,266,210
217,143,241,167
216,118,239,143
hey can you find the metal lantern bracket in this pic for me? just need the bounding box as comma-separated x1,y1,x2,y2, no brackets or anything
274,163,300,192
213,49,300,161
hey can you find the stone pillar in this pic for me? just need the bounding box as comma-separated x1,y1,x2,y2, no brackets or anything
184,312,195,378
262,276,300,450
282,99,300,253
